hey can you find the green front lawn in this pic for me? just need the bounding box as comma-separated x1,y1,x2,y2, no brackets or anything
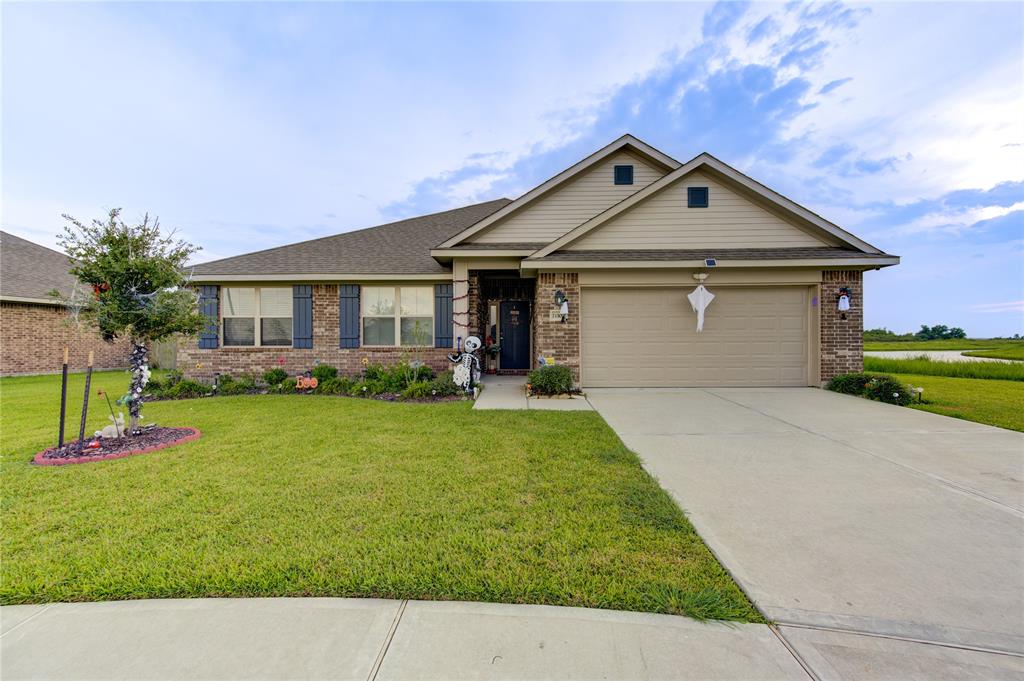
888,373,1024,432
0,371,759,622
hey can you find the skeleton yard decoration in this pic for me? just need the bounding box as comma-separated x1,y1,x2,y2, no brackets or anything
449,336,482,395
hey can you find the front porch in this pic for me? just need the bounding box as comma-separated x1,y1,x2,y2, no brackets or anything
473,374,593,411
467,270,535,375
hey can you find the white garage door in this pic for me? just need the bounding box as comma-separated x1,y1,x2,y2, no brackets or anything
581,286,810,387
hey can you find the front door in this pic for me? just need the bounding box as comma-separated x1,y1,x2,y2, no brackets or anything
499,300,530,370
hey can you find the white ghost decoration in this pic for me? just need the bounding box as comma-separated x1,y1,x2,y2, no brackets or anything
838,293,850,312
687,285,715,332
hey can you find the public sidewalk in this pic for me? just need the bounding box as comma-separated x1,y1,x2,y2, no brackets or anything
473,374,593,411
1,598,808,680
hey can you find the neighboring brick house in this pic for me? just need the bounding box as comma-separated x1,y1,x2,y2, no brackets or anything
187,135,898,387
1,231,130,376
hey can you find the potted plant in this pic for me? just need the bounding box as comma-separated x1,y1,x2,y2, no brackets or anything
484,336,500,374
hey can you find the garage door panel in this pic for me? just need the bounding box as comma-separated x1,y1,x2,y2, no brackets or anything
582,286,809,387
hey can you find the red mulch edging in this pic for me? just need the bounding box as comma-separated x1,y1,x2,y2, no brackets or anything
33,427,201,466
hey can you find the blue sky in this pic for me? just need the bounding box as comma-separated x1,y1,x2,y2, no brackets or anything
3,1,1022,336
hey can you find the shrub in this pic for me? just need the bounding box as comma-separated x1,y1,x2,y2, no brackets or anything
164,379,209,399
401,381,433,400
316,377,354,395
311,364,338,382
263,368,288,386
826,372,873,395
279,377,297,393
145,369,185,397
364,362,434,392
406,362,435,384
863,375,914,406
217,373,259,396
527,365,574,395
427,371,461,397
349,379,387,397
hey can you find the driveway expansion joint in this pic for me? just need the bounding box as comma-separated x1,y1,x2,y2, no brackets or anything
0,604,51,638
368,599,408,681
775,621,1024,659
769,624,820,681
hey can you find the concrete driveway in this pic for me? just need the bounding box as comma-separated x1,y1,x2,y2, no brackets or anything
588,387,1024,678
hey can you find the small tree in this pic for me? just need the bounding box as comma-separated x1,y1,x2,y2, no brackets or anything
56,209,205,434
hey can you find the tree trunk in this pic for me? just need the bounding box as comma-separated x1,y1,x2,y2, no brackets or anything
127,340,149,435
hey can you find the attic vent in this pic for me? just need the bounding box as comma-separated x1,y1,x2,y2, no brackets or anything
613,165,634,185
688,187,709,208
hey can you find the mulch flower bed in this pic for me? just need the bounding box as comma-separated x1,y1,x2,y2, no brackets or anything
33,427,201,466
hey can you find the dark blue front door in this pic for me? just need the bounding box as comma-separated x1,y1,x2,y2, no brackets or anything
500,300,530,370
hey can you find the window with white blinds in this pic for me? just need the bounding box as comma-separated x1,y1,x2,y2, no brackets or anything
222,287,292,347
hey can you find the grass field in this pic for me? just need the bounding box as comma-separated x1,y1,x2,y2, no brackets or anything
864,339,1024,352
0,371,759,622
886,373,1024,432
963,346,1024,361
864,355,1024,381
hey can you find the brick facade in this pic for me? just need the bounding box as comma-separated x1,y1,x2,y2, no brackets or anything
819,270,864,381
533,272,581,384
179,284,452,381
176,271,865,387
464,271,482,341
1,302,130,376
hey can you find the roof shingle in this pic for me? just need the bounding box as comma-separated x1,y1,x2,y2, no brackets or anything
0,231,78,303
191,199,511,277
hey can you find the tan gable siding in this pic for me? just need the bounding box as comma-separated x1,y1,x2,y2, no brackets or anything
566,170,830,250
469,151,667,244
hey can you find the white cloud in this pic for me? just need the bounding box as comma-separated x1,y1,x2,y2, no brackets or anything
781,2,1024,205
895,202,1024,237
971,300,1024,313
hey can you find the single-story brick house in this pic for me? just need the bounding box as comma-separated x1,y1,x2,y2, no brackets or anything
185,135,898,387
1,231,130,376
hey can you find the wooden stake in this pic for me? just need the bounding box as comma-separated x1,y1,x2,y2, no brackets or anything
77,352,94,452
58,347,69,448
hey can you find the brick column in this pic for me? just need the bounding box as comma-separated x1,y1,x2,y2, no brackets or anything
313,284,339,350
820,270,863,381
466,270,482,342
533,272,580,383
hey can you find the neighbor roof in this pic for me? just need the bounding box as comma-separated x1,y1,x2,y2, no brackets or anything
0,231,79,305
190,199,511,280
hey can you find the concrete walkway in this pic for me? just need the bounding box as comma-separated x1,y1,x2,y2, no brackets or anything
1,598,809,680
864,349,1019,363
473,374,592,411
588,387,1024,679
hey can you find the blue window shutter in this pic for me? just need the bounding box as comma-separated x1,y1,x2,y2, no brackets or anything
292,285,313,349
434,283,453,348
339,284,360,348
197,285,219,349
